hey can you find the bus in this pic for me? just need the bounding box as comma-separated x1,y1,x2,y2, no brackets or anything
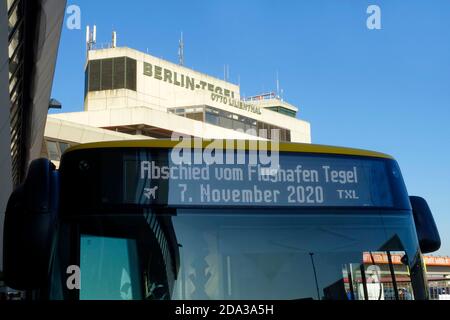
2,139,441,300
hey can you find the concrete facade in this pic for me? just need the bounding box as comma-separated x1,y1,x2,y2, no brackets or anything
43,46,311,162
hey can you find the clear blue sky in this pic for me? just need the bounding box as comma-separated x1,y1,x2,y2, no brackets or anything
52,0,450,255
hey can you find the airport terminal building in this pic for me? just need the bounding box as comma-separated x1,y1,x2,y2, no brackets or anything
42,45,311,165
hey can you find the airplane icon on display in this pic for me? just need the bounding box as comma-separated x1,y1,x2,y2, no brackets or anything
143,186,159,200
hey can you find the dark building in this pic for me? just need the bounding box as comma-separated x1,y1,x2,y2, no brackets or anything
0,0,66,282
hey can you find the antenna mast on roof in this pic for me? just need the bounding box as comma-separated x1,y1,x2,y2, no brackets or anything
86,25,97,52
276,70,280,98
224,64,230,82
276,70,284,100
178,32,184,66
112,30,117,48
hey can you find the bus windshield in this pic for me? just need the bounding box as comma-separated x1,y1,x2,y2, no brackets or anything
50,145,426,300
72,209,424,300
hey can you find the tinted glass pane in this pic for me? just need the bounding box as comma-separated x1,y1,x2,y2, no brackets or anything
126,57,137,91
80,235,142,300
286,130,291,142
59,142,70,154
113,57,125,89
205,112,219,125
244,123,257,134
205,107,219,114
233,119,246,131
279,107,296,117
46,141,60,161
101,58,113,90
88,60,101,91
219,116,233,129
186,112,204,122
84,67,88,97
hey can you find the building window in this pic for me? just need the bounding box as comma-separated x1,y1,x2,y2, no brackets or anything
88,60,101,91
59,142,70,154
113,57,125,89
232,118,246,131
101,58,113,90
173,108,185,114
46,141,60,161
218,116,233,129
267,106,297,118
205,111,219,125
169,105,291,142
86,57,137,94
45,140,71,161
186,112,204,122
126,57,137,91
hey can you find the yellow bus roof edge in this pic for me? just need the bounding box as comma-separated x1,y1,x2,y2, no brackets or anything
63,139,394,160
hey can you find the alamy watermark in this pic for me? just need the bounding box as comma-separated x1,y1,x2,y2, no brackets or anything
66,4,81,30
168,128,281,171
66,265,80,290
367,5,382,30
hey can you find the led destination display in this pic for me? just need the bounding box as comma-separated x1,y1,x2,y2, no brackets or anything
126,153,393,207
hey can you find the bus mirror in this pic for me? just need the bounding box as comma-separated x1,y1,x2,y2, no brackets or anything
3,159,60,290
409,196,441,254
